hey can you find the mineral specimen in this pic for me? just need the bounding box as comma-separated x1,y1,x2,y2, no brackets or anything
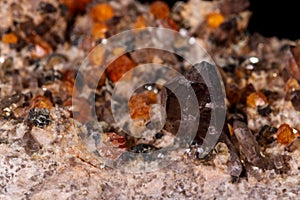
1,0,300,199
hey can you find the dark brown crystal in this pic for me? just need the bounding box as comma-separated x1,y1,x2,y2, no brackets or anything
291,90,300,111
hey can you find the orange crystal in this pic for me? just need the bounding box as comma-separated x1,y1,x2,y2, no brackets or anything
285,78,299,92
206,12,225,29
128,91,157,121
106,55,137,82
228,123,234,136
90,3,114,22
134,15,147,30
92,22,108,39
246,92,268,108
130,105,151,120
276,124,297,145
61,0,92,14
30,95,53,110
2,33,18,44
149,1,170,19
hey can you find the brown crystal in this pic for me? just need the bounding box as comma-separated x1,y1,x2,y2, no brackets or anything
226,84,241,105
285,46,300,81
161,62,212,145
291,90,300,111
233,120,262,166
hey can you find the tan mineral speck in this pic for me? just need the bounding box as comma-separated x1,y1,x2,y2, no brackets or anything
31,126,57,147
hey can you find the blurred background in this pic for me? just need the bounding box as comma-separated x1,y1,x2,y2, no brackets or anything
139,0,299,40
248,0,299,40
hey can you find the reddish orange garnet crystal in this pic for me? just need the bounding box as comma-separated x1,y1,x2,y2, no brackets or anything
106,55,137,83
149,1,170,19
134,15,147,30
128,91,157,121
2,33,18,44
246,92,268,108
92,22,108,40
30,95,53,110
90,3,114,22
276,123,297,145
61,0,92,14
206,12,225,29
